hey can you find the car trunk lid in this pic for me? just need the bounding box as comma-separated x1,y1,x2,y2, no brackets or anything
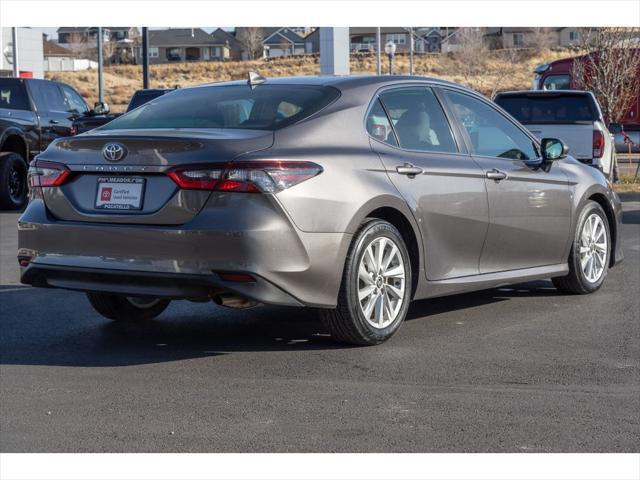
38,128,274,225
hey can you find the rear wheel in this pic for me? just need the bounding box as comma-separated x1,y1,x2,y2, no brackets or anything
322,219,412,345
86,292,170,322
552,200,611,294
0,152,28,210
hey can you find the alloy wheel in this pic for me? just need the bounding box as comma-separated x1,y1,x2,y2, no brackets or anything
579,213,608,283
357,237,406,329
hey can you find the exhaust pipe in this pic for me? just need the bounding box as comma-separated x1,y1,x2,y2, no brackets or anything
211,291,259,309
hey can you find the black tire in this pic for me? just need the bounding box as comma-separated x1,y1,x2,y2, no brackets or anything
0,152,28,210
552,200,611,294
321,219,412,346
86,292,170,322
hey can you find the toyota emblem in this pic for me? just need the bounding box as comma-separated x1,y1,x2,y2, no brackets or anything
102,143,126,162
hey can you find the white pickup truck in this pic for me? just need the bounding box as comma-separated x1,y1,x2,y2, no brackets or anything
494,90,618,180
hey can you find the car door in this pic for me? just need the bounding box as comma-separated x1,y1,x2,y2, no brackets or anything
442,88,572,273
367,85,489,280
29,80,76,146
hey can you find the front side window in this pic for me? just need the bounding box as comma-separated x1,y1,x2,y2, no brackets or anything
61,85,88,114
101,84,340,131
378,87,458,153
445,90,538,161
39,82,68,112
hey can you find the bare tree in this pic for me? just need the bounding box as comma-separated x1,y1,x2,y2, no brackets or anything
529,27,556,51
101,38,117,66
572,27,640,122
455,28,488,84
237,27,264,60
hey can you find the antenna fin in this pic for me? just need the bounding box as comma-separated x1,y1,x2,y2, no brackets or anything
247,71,266,90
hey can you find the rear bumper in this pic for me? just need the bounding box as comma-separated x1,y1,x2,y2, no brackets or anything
18,197,352,307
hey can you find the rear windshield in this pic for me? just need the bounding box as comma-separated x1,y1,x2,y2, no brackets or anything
495,94,598,124
103,84,340,130
126,90,168,111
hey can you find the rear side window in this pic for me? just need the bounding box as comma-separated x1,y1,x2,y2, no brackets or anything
495,94,597,124
0,83,30,110
542,74,571,90
445,90,538,161
377,87,457,153
366,98,397,146
103,84,340,131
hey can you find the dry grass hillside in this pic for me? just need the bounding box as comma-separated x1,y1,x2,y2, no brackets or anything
46,49,572,112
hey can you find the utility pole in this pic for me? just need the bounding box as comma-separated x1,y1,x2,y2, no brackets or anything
97,27,104,104
11,27,19,77
376,27,381,75
142,27,149,89
409,28,414,76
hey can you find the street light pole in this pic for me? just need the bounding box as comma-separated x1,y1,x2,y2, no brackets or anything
376,27,381,75
409,28,414,76
142,27,150,89
11,27,19,77
97,27,104,104
384,41,396,75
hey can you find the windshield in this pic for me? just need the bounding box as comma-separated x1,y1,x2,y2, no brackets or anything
103,84,340,130
495,94,598,124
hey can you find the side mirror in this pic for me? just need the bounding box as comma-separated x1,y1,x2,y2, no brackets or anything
608,122,622,134
541,138,568,162
92,101,110,115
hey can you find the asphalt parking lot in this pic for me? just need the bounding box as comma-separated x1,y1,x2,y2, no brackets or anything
0,197,639,453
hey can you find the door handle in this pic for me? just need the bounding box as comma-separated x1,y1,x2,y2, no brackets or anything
49,119,59,124
486,169,507,181
396,164,423,176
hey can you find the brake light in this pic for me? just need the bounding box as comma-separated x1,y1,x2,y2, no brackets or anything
28,160,71,187
593,130,604,158
167,161,322,193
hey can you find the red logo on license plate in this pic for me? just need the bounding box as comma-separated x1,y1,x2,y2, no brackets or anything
101,187,112,201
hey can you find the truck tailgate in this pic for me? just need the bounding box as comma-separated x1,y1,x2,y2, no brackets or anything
524,123,594,160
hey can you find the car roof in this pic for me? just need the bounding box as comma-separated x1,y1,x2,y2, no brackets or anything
191,74,472,93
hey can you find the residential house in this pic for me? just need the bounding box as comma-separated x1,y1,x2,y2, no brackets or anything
483,27,584,50
43,37,98,71
209,28,242,60
139,28,223,64
262,28,306,58
349,27,411,53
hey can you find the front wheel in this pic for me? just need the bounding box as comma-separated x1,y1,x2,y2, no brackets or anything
322,219,412,345
87,292,170,322
552,200,611,294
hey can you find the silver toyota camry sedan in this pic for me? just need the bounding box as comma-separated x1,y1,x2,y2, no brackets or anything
18,75,623,345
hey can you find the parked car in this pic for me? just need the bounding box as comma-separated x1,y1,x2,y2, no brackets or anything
18,76,623,345
533,56,640,153
126,88,176,112
0,77,116,208
494,90,618,180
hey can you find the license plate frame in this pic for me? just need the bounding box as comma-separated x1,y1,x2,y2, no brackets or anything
95,176,146,211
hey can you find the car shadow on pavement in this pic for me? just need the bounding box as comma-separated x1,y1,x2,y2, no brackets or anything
0,280,559,368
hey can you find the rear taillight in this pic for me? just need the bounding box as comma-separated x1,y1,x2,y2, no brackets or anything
167,161,322,193
28,160,71,188
593,130,604,158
